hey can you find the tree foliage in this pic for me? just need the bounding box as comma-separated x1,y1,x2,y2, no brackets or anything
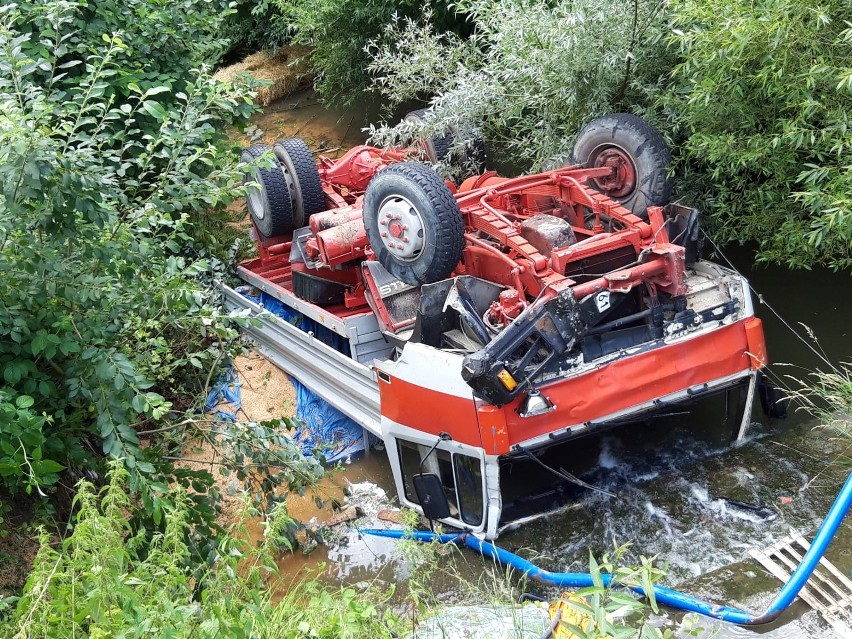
366,0,671,171
0,0,321,552
269,0,462,104
225,0,296,53
661,0,852,270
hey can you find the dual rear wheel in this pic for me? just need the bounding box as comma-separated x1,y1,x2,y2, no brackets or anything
240,137,326,238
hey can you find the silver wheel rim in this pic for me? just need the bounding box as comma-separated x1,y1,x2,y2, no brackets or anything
275,147,305,227
376,194,426,261
246,170,265,221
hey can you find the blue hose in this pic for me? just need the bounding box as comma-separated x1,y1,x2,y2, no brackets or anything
362,471,852,625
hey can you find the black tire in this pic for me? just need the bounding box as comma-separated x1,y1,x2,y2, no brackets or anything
570,113,672,218
363,162,465,286
240,144,294,237
404,109,489,174
404,109,453,164
273,138,326,227
450,121,487,174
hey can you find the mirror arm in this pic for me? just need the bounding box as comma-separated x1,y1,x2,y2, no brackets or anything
418,431,452,475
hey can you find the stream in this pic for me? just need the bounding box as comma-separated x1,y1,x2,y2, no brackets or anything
248,91,852,637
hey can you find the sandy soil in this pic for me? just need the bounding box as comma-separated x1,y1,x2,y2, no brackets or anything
178,351,299,523
232,352,297,422
242,85,375,160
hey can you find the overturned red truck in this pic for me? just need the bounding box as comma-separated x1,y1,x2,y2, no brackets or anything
223,114,774,537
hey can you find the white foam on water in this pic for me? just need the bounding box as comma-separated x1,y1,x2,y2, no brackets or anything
634,471,660,482
644,501,678,536
690,485,710,502
598,440,620,469
345,480,390,517
732,467,755,484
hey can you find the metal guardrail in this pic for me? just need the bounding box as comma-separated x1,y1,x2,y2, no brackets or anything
220,283,382,438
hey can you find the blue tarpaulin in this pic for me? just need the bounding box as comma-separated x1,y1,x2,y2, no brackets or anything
206,286,368,464
205,368,242,421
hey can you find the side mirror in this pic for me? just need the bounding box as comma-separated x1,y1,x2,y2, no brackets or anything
413,473,450,520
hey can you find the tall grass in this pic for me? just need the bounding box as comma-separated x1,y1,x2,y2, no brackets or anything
1,461,697,638
0,460,393,639
801,363,852,436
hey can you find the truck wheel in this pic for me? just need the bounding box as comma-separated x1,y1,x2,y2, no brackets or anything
363,162,465,286
404,109,452,164
404,109,487,173
240,144,294,237
571,113,672,218
273,138,326,227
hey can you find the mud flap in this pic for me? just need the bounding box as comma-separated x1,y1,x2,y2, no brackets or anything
757,371,788,419
361,260,420,334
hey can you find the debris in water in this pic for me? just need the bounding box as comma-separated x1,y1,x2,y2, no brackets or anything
323,506,360,527
344,480,392,518
378,509,405,524
723,499,778,522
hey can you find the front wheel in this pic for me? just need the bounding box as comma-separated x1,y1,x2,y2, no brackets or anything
571,113,672,218
403,109,452,165
403,109,487,174
363,163,464,286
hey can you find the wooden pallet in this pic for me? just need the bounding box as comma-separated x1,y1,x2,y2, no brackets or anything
750,530,852,638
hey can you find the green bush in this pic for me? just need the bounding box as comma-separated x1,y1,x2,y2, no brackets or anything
276,0,461,104
0,0,323,551
0,0,245,489
0,392,63,496
225,0,296,53
660,0,852,270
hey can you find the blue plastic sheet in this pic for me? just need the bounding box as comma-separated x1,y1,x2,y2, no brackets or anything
238,286,351,356
205,368,241,422
218,285,368,463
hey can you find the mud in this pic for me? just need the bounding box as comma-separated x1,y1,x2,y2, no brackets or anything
243,86,379,156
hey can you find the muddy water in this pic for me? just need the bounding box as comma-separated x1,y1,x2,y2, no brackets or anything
249,94,852,636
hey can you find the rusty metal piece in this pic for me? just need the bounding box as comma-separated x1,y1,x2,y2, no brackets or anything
377,509,406,524
318,145,407,193
309,206,363,234
590,146,636,198
519,214,577,258
324,506,360,527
